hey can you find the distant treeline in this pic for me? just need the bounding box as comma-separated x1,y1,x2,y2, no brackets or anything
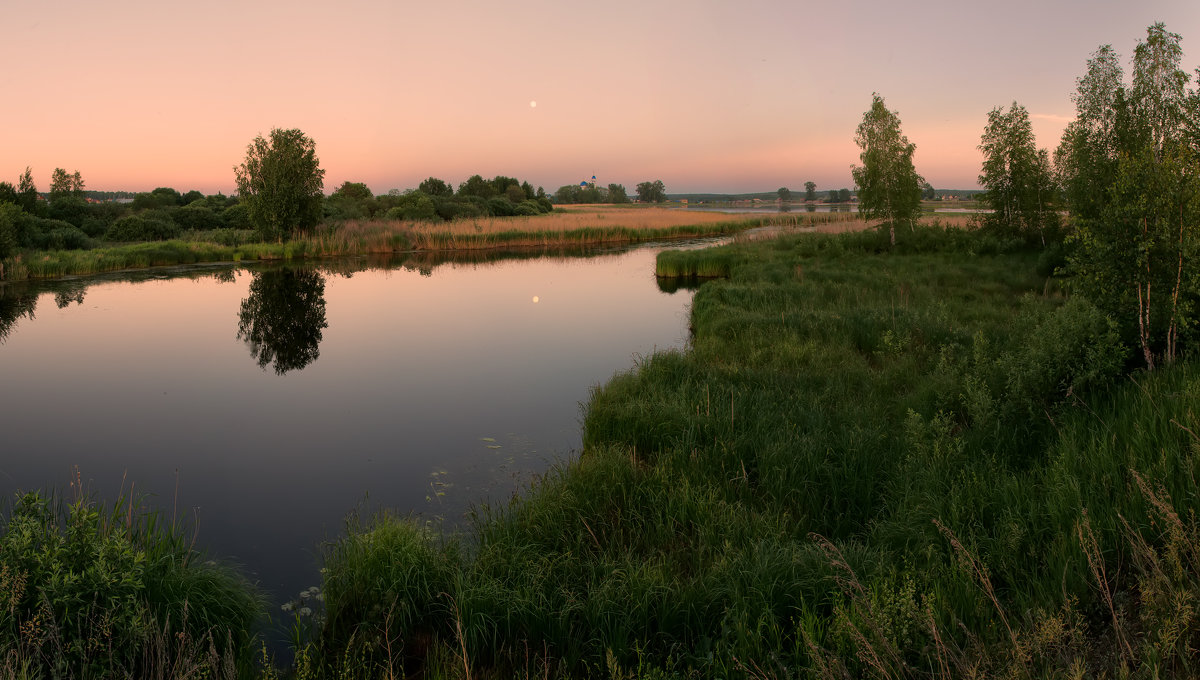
0,169,556,257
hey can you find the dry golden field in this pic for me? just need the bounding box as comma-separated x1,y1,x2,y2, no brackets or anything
305,206,979,254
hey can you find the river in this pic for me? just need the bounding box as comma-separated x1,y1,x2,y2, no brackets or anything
0,240,708,613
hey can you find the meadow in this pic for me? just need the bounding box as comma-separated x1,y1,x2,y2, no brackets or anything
7,222,1196,679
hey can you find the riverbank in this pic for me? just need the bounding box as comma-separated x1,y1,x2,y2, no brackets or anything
305,225,1200,678
11,224,1189,679
0,207,886,282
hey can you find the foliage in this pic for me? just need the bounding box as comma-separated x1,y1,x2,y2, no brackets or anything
851,93,925,245
0,489,263,677
327,182,378,220
635,180,667,203
0,202,20,260
16,167,39,214
418,177,453,197
105,214,180,242
804,181,816,202
48,168,84,201
1060,23,1200,369
234,128,326,242
384,191,439,222
978,102,1060,244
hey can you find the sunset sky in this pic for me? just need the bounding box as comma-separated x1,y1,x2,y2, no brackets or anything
4,0,1199,196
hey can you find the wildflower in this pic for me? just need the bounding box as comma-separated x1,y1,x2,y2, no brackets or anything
299,607,313,617
281,602,294,612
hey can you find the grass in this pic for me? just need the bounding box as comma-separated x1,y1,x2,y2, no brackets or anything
301,223,1200,678
0,208,877,282
0,476,264,678
12,221,1198,678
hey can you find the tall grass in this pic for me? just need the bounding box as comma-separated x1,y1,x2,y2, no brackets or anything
0,478,264,678
302,223,1200,678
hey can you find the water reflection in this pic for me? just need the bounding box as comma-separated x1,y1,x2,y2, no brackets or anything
237,268,328,375
0,287,38,342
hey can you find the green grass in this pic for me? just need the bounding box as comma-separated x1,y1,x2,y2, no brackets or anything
304,224,1200,678
10,223,1200,678
0,485,264,678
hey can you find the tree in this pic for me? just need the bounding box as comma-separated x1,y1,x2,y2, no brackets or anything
635,180,666,203
804,182,817,202
49,168,84,202
922,182,936,201
458,175,495,199
1061,24,1200,369
777,187,791,203
17,167,38,213
234,128,325,242
851,93,924,246
978,102,1059,244
418,177,453,197
608,184,630,204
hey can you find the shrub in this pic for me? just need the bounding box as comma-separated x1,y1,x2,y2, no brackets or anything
0,202,20,259
221,202,252,230
172,205,224,231
0,491,263,676
514,200,542,216
485,196,516,217
45,225,91,250
105,214,180,242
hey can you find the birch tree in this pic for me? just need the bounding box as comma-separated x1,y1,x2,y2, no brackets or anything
852,94,924,246
978,102,1058,245
1062,24,1200,369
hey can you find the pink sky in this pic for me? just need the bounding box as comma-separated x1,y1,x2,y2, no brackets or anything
3,0,1198,195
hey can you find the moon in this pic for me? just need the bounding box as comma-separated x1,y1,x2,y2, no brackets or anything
530,100,537,108
532,296,539,303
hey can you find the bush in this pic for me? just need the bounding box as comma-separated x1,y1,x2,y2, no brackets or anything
1035,240,1070,278
105,214,180,242
0,202,20,259
485,196,516,217
384,192,439,222
13,216,78,249
172,205,223,231
45,225,91,250
514,200,542,216
433,197,484,221
0,491,263,676
221,202,251,230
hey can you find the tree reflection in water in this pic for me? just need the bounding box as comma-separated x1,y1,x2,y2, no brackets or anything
0,288,38,343
237,268,328,375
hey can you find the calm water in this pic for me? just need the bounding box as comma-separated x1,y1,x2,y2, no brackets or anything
0,242,705,606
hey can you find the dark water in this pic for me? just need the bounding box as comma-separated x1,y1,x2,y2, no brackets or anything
0,243,704,611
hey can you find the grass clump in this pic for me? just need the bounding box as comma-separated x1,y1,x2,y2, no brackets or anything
0,486,263,678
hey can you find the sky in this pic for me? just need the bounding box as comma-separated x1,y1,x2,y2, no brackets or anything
3,0,1199,196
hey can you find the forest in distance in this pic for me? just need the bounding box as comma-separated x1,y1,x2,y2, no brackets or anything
4,19,1200,680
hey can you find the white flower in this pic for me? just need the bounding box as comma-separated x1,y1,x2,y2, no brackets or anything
281,602,294,612
299,607,313,617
